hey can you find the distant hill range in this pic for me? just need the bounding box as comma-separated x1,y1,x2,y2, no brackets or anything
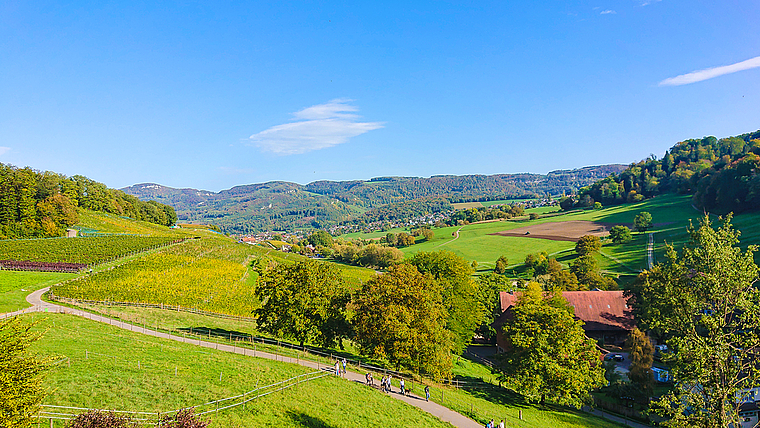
122,165,626,233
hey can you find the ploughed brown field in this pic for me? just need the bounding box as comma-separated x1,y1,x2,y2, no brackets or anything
489,220,619,242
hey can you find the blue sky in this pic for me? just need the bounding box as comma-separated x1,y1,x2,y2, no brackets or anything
2,1,759,191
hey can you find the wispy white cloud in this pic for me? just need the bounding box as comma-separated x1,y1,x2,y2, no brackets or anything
600,9,616,14
249,99,384,155
0,147,10,156
641,0,661,6
659,55,760,86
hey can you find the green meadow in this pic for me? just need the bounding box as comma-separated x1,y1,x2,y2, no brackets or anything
346,194,760,275
0,271,74,313
23,313,454,428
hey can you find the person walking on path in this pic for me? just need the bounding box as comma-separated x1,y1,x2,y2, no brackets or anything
498,420,504,428
335,360,341,376
400,378,406,395
387,375,393,393
341,357,347,376
425,385,430,402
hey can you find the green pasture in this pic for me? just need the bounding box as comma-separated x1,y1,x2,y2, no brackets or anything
24,313,453,428
0,271,74,313
525,206,560,215
401,222,574,269
34,304,622,428
340,226,410,240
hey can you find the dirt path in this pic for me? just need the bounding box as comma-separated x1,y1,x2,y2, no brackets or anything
3,287,481,428
436,227,463,248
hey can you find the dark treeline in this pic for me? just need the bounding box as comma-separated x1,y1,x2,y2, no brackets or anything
0,164,177,239
572,130,760,213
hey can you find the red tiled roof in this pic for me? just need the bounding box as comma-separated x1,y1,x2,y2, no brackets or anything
498,290,635,332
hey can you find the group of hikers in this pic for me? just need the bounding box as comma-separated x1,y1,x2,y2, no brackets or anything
332,358,432,401
484,419,505,428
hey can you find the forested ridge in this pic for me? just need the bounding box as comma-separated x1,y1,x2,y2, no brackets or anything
123,165,624,233
0,163,177,239
577,129,760,213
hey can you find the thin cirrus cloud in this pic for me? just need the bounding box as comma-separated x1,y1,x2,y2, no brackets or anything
600,10,616,14
249,99,384,155
0,147,10,156
659,55,760,86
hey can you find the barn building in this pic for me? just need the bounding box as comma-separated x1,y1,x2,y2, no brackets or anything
493,289,635,352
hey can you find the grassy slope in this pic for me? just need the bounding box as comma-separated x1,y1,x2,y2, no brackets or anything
25,313,453,428
37,303,622,428
0,271,74,312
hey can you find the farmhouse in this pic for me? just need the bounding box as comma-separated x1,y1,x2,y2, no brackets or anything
493,289,635,352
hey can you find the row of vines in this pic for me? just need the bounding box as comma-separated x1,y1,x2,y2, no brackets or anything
0,236,183,265
53,236,261,316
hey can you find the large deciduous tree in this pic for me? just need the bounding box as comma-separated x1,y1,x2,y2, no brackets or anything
575,235,602,255
353,264,453,377
608,225,632,244
254,260,351,348
630,216,760,428
407,251,484,354
0,318,50,428
495,283,605,407
633,211,653,232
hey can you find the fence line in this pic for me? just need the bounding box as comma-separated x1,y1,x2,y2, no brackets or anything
47,293,256,322
36,370,330,425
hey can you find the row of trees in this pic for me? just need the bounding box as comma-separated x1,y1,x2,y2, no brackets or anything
0,163,177,239
253,250,491,377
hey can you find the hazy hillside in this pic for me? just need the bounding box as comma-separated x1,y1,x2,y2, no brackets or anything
123,165,625,233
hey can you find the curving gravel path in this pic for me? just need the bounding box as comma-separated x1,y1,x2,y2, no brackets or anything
2,287,481,428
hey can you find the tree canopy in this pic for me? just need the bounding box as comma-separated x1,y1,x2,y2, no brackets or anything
253,260,351,348
407,251,484,354
608,225,632,244
633,212,653,232
629,216,760,427
0,317,50,428
353,264,453,377
575,235,601,255
495,283,605,407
